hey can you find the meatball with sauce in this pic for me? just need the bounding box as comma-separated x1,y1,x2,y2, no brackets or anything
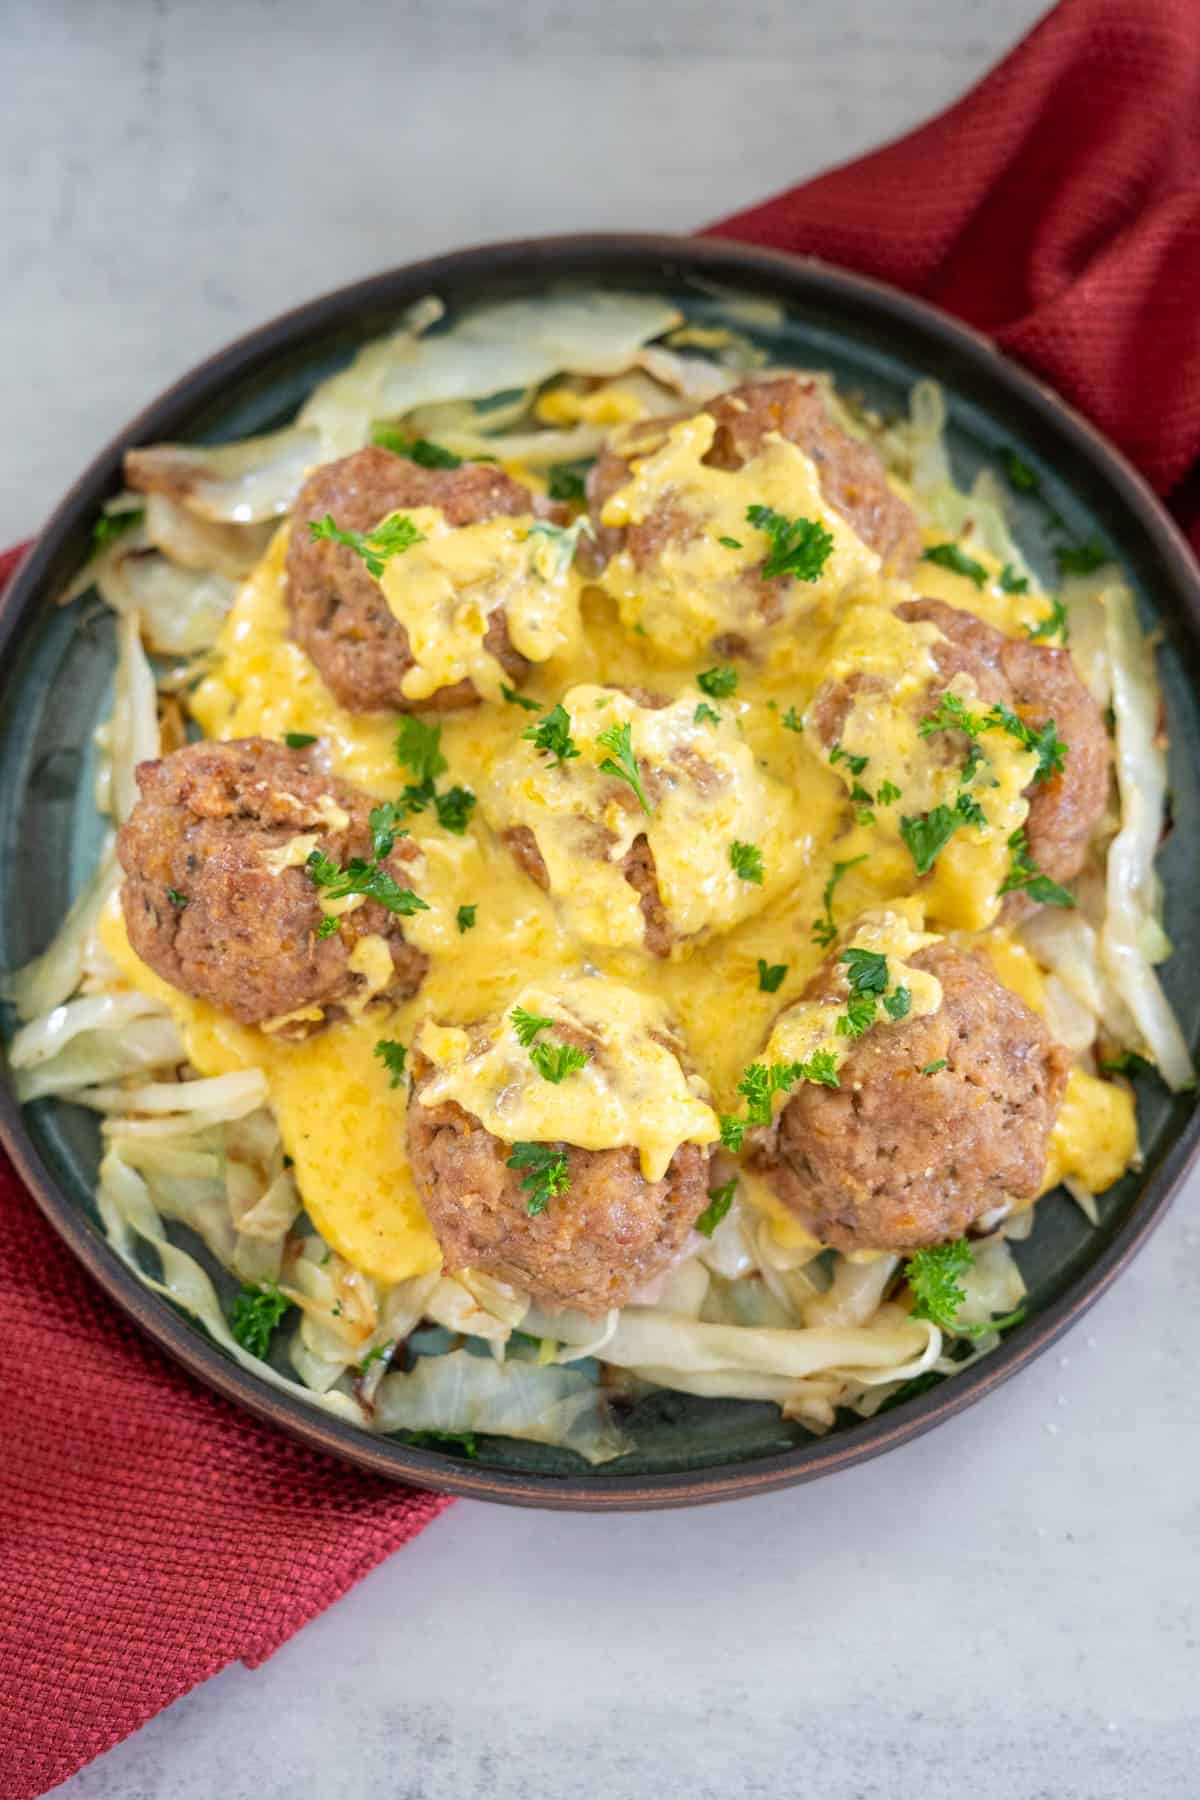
286,445,548,713
117,737,427,1031
750,943,1069,1253
587,374,922,579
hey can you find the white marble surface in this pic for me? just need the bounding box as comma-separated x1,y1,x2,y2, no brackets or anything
10,2,1199,1796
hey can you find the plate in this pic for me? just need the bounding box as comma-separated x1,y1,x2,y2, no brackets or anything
2,233,1198,1509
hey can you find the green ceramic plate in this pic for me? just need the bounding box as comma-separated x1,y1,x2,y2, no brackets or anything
2,235,1198,1509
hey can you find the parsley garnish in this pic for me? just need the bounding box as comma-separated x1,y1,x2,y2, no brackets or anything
922,542,987,588
729,840,764,885
166,887,189,909
525,517,592,575
433,785,476,835
919,692,1067,785
850,780,875,826
1099,1049,1158,1080
718,535,743,550
308,510,425,579
530,1040,590,1084
829,741,869,777
374,1039,407,1087
695,1180,736,1238
998,828,1075,907
368,801,405,860
316,916,340,940
1003,449,1040,495
456,903,477,933
306,848,428,916
719,1052,841,1150
877,779,902,805
1026,594,1070,643
229,1280,293,1359
92,507,145,549
501,683,541,712
921,1059,947,1075
547,460,593,503
812,853,868,947
905,1239,1024,1336
884,985,911,1020
746,504,835,582
694,702,721,727
835,945,900,1040
697,665,738,699
999,563,1029,595
757,959,788,994
284,731,318,749
358,1340,395,1374
899,791,986,876
506,1142,571,1215
395,716,448,785
371,424,462,468
523,702,580,768
596,720,651,814
1055,538,1109,577
838,992,878,1038
398,1428,481,1458
781,706,804,733
511,1005,555,1047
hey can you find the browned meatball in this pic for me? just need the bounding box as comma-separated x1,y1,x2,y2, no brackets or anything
504,814,674,959
117,737,427,1030
286,446,538,713
897,598,1110,889
587,374,921,579
749,944,1069,1252
407,1078,711,1315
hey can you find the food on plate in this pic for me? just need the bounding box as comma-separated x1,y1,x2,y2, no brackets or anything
5,286,1188,1466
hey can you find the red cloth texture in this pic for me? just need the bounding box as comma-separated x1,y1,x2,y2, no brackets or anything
5,0,1200,1788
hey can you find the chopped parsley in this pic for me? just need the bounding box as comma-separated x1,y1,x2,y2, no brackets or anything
308,509,425,579
877,779,902,806
899,790,987,877
1026,594,1070,643
835,945,907,1040
729,840,764,885
370,424,462,468
883,985,911,1020
547,459,594,503
368,801,405,860
284,731,318,749
781,706,804,734
92,507,145,549
399,1429,481,1458
316,916,340,940
1055,538,1109,578
999,563,1029,595
718,535,743,550
696,664,738,699
904,1239,1024,1336
358,1340,395,1374
757,959,788,994
530,1040,590,1084
597,720,651,814
1002,448,1040,495
849,780,875,826
840,945,889,994
166,887,189,909
306,847,428,916
998,828,1075,907
694,702,722,727
922,542,987,589
501,683,541,712
511,1005,555,1047
838,992,878,1038
828,740,869,777
921,1059,947,1075
1098,1049,1158,1080
523,702,580,768
456,903,477,933
229,1280,293,1359
919,692,1067,786
374,1039,407,1087
506,1142,570,1216
395,716,448,785
526,516,592,575
719,1052,840,1151
746,503,835,582
433,784,476,835
695,1180,737,1238
812,853,868,947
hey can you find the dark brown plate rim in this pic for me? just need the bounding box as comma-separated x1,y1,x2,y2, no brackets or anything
2,231,1199,1510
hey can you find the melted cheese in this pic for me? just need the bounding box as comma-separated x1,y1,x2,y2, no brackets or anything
598,413,881,660
151,418,1139,1283
416,976,719,1181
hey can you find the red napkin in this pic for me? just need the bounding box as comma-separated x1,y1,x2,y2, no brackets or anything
4,0,1200,1789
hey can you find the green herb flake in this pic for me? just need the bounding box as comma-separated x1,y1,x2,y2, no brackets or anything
395,716,448,784
920,1059,947,1076
877,779,902,806
529,1040,591,1084
829,741,869,777
883,985,911,1020
229,1280,293,1359
1054,539,1109,578
717,535,743,550
596,720,651,814
695,1180,737,1238
308,509,425,580
523,702,580,768
506,1142,571,1215
306,847,429,917
1026,594,1070,643
922,542,987,589
729,840,764,885
547,459,595,503
781,706,804,734
746,503,835,582
501,683,541,712
456,904,477,933
371,424,463,468
812,853,868,947
999,563,1029,595
374,1039,407,1087
166,887,189,910
433,784,476,835
696,664,738,699
899,791,985,877
904,1238,1024,1337
511,1005,555,1047
1003,449,1040,495
284,731,318,749
92,507,145,549
757,959,788,994
998,828,1076,908
694,702,722,727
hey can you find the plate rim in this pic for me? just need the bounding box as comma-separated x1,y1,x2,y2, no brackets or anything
2,229,1199,1511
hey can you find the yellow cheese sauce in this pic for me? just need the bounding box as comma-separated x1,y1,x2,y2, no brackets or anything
142,423,1141,1284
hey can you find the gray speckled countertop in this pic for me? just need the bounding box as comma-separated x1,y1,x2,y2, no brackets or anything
9,4,1200,1795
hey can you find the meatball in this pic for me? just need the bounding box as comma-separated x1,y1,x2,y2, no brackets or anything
897,598,1110,889
117,737,427,1030
286,445,539,713
407,1077,711,1316
587,374,921,578
750,943,1070,1252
